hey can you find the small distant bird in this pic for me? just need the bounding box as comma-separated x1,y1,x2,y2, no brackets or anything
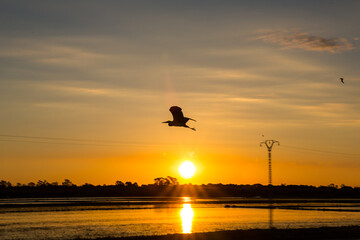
162,106,196,131
340,78,344,84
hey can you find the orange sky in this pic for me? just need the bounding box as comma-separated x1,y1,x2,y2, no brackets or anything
1,1,360,186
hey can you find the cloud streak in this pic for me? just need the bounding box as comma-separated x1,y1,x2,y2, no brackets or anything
258,30,353,53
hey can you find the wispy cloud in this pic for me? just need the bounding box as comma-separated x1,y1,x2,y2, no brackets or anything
258,29,353,53
41,85,110,96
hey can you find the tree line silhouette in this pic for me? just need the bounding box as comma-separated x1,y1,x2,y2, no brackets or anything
1,176,360,198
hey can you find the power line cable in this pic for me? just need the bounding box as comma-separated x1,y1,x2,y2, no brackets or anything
0,139,119,147
281,145,360,156
281,146,359,159
0,134,160,147
0,134,125,143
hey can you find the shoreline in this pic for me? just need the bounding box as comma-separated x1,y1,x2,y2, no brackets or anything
76,226,360,240
1,197,360,207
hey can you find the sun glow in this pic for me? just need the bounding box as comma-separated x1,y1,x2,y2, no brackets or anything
178,161,196,179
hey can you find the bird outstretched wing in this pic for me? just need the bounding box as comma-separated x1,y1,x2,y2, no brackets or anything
169,106,184,122
186,118,196,122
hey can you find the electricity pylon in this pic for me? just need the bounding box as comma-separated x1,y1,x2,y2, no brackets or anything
260,140,280,186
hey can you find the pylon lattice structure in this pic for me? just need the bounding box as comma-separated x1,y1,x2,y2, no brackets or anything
260,140,280,186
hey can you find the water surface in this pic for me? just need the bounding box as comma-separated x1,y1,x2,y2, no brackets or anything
0,197,359,240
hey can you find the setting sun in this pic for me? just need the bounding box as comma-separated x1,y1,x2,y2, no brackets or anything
179,161,196,179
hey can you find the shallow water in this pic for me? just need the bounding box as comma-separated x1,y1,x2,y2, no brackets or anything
0,197,359,240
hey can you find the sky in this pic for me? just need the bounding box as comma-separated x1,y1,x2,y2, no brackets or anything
1,0,360,186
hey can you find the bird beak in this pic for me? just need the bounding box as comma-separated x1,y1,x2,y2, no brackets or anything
162,121,167,123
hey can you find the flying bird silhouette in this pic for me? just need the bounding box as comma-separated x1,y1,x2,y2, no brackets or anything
162,106,196,131
340,78,344,84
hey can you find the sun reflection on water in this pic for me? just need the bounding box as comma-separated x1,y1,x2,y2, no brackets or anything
180,203,194,233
